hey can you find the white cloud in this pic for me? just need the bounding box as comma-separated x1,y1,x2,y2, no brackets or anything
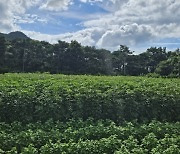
0,0,41,32
1,0,180,52
14,16,33,24
97,24,154,48
55,0,180,50
79,0,103,3
23,27,105,46
40,0,73,11
14,14,47,24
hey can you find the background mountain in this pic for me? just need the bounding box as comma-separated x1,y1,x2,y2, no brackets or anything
0,31,29,40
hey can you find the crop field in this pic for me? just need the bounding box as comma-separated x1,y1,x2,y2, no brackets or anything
0,73,179,153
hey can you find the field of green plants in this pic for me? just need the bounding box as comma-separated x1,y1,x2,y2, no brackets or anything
0,73,179,153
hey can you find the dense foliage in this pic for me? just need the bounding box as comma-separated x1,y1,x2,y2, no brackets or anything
0,74,180,153
0,36,179,76
0,120,179,153
0,32,179,153
0,73,179,124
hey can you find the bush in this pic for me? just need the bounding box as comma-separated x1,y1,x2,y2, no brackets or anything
0,73,179,123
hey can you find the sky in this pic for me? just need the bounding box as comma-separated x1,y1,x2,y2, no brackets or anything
0,0,180,53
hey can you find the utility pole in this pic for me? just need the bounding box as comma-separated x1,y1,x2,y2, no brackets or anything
22,49,26,72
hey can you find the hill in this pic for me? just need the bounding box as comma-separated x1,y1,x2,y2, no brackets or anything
0,31,29,40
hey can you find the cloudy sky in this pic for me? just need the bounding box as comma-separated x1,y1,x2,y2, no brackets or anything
0,0,180,52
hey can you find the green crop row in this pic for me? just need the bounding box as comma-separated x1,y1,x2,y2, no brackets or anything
0,73,180,123
0,120,179,153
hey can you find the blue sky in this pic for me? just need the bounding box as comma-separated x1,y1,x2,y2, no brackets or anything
0,0,180,53
19,1,108,34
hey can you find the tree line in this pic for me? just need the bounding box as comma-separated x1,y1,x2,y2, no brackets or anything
0,36,179,77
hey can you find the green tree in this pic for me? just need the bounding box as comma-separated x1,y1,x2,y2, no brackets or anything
97,48,113,75
0,36,6,72
112,45,132,75
155,49,180,77
53,40,69,73
63,40,85,74
83,46,101,74
146,47,168,73
125,55,146,76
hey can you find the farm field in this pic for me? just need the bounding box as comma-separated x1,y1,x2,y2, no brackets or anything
0,120,180,153
0,73,180,153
